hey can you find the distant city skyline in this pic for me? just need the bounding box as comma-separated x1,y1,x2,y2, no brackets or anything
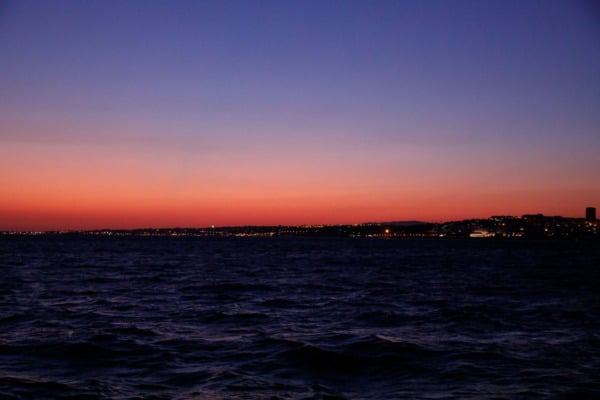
3,210,598,241
1,1,599,231
1,207,596,233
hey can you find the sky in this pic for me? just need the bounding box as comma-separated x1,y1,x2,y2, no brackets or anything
1,0,599,230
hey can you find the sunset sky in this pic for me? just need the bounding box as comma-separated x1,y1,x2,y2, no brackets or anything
1,0,599,230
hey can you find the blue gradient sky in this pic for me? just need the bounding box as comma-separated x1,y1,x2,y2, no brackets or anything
1,0,599,229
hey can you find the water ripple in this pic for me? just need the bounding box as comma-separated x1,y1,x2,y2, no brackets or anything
0,236,599,399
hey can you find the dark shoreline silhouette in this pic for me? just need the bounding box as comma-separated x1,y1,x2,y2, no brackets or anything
3,213,598,239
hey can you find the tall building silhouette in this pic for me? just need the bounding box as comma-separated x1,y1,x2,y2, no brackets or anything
586,207,596,221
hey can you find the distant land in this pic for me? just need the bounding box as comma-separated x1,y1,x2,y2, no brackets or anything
3,213,598,240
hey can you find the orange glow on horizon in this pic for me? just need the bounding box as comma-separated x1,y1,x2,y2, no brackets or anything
1,124,597,231
1,182,595,231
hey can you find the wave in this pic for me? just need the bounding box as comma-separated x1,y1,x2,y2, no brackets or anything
1,236,599,399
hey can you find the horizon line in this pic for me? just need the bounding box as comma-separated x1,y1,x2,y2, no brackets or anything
2,211,597,233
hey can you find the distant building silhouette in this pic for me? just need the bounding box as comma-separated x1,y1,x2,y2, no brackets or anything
586,207,596,221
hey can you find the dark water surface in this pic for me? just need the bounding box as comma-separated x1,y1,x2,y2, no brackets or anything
1,236,599,399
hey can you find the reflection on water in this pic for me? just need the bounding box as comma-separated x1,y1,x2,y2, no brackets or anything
1,236,599,399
